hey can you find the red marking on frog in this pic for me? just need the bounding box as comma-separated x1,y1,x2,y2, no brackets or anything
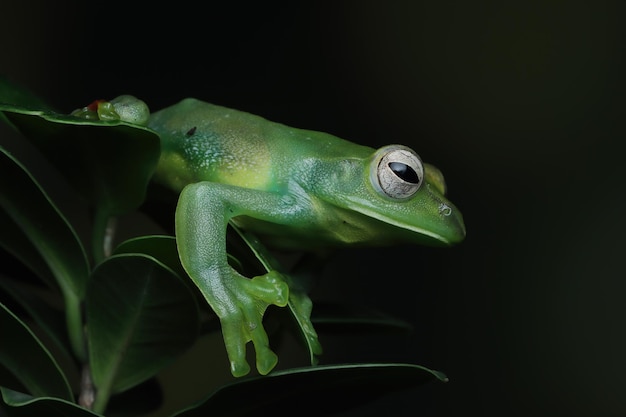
86,99,106,111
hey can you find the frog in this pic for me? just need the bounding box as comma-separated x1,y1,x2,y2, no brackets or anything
80,96,466,377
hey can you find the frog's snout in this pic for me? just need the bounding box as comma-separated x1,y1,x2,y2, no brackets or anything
440,202,466,245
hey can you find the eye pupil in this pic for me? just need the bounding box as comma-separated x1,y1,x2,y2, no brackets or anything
388,162,420,184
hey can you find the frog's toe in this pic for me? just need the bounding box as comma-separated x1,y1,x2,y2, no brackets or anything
255,346,278,375
215,270,290,376
222,295,280,376
243,271,289,307
221,318,252,377
243,304,279,375
230,357,251,378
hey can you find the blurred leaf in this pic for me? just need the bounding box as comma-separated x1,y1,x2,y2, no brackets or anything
0,388,101,417
113,235,185,279
0,303,73,401
173,363,447,417
0,76,54,126
0,276,75,374
0,214,56,288
86,254,199,403
0,146,89,299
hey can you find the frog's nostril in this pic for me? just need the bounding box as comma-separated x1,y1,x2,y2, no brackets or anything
438,203,452,216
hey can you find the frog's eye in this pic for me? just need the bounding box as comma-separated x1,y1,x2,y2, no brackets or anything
370,145,424,200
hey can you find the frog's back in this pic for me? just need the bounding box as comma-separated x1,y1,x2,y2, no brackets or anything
149,99,274,191
149,98,371,192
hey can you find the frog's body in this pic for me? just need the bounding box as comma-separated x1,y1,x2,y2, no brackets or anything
150,99,464,251
103,96,464,377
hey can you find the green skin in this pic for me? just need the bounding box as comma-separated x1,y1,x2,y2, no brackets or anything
102,97,466,377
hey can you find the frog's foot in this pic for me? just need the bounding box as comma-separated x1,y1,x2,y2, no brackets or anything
70,95,149,125
216,270,289,377
288,289,323,362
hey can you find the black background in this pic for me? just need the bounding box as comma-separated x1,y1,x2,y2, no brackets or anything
2,1,626,416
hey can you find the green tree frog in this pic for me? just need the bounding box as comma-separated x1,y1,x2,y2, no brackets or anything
85,96,466,377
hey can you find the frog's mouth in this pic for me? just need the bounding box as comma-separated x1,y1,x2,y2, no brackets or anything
351,202,466,246
337,179,466,247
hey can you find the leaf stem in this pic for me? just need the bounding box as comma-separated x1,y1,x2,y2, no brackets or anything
64,289,86,361
89,207,117,413
92,207,117,264
103,216,117,258
91,369,113,414
78,363,95,409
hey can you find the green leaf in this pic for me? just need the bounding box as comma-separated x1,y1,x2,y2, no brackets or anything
0,212,56,287
0,276,76,377
0,387,102,417
113,235,186,279
172,363,447,416
0,146,89,299
0,303,73,401
0,76,55,127
0,73,159,218
0,146,89,358
114,234,226,328
85,254,199,412
0,107,160,217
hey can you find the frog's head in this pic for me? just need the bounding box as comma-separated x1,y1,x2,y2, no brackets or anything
367,144,465,245
312,144,466,247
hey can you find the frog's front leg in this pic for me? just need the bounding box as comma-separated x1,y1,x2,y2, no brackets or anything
175,181,307,377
